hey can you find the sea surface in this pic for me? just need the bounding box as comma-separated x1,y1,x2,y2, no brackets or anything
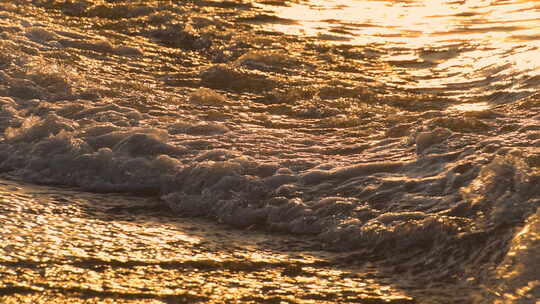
0,0,539,302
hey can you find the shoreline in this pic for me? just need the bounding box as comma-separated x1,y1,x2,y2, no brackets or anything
0,177,485,303
0,1,539,302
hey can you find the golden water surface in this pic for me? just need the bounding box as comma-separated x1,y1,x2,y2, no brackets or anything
259,0,540,99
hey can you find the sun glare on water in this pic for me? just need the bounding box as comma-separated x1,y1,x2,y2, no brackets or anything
257,0,540,99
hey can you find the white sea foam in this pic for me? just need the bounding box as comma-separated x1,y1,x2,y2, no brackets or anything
1,3,540,300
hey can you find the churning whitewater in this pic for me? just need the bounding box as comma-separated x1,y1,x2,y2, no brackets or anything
0,0,539,302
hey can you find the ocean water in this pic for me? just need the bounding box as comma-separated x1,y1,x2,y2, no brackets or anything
0,0,539,302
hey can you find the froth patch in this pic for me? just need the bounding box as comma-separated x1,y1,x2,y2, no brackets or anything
5,114,76,143
114,133,187,157
188,88,230,106
25,26,58,43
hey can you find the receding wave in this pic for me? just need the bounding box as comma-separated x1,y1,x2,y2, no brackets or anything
0,0,540,302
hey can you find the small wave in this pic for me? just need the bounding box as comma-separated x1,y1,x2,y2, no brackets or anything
1,1,540,301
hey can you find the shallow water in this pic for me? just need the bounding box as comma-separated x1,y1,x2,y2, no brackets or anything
258,0,540,101
0,178,421,303
0,0,539,302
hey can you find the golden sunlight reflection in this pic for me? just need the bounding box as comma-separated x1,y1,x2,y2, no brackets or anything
448,102,490,112
257,0,540,100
